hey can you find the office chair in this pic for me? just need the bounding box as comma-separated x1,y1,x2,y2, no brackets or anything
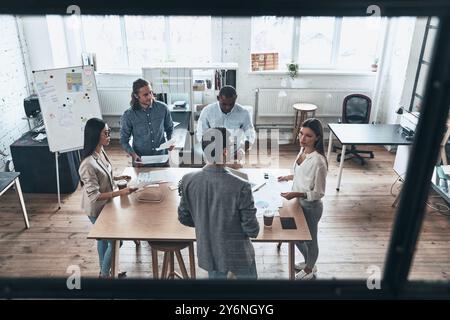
333,94,374,165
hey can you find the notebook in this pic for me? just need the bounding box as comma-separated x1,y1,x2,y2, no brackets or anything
136,187,164,203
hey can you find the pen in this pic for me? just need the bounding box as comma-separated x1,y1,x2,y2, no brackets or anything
253,182,266,193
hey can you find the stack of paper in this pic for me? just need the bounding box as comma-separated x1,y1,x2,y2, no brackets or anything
442,165,450,176
156,139,176,151
137,154,169,165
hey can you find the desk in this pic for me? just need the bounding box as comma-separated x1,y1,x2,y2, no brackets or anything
10,131,80,193
0,172,30,229
88,168,311,279
327,124,413,190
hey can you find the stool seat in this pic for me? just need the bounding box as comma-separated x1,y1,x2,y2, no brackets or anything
149,241,190,252
292,103,318,144
148,241,196,280
292,103,318,112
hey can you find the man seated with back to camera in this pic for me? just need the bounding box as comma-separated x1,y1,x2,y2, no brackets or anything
178,127,259,279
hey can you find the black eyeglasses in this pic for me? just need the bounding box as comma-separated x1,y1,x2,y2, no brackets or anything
103,130,111,137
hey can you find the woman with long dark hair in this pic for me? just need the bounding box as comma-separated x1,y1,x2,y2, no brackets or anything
278,118,328,280
79,118,137,278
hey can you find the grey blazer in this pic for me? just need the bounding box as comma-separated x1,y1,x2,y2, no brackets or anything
78,151,115,217
178,165,259,274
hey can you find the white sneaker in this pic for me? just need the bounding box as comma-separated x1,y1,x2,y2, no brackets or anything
294,262,317,273
295,269,315,280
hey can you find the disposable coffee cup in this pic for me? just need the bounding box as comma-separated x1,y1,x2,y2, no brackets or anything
263,210,274,227
117,180,127,190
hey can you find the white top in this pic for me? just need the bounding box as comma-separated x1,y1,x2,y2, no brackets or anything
292,150,327,201
196,102,256,147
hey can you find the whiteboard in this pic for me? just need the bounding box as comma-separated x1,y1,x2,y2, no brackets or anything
33,66,102,153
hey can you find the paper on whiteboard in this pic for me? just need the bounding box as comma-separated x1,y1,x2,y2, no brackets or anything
156,138,176,151
66,73,83,92
57,105,75,127
39,85,59,104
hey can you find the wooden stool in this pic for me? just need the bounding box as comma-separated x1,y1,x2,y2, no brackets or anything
149,241,196,279
292,103,318,144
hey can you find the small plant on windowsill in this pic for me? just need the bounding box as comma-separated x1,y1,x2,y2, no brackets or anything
287,62,299,79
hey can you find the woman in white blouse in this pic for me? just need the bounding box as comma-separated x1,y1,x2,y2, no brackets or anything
278,118,328,280
79,118,137,278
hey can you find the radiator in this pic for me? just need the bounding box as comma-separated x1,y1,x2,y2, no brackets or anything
98,88,131,116
255,88,372,120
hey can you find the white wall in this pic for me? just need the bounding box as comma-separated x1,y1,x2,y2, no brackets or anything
0,16,32,171
375,18,417,125
21,16,54,72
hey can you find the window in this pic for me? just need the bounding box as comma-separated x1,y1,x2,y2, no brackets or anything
298,17,335,67
124,15,167,68
337,17,382,69
62,15,212,71
251,16,383,71
81,15,127,70
167,16,212,63
251,16,294,69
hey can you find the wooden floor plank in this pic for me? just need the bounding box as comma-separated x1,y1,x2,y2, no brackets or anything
1,141,449,281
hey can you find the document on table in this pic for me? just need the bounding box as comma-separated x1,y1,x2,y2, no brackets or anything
277,181,293,193
253,180,293,216
136,154,169,165
137,170,173,184
156,138,176,151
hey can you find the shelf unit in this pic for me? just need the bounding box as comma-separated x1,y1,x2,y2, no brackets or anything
142,63,238,130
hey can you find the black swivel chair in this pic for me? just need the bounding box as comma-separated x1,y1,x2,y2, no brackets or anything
333,94,374,165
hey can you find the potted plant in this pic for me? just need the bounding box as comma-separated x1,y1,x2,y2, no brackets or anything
287,62,299,79
371,58,379,72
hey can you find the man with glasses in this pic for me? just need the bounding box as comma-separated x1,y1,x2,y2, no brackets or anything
120,78,174,167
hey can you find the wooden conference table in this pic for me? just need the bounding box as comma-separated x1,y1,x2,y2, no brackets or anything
88,167,311,280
